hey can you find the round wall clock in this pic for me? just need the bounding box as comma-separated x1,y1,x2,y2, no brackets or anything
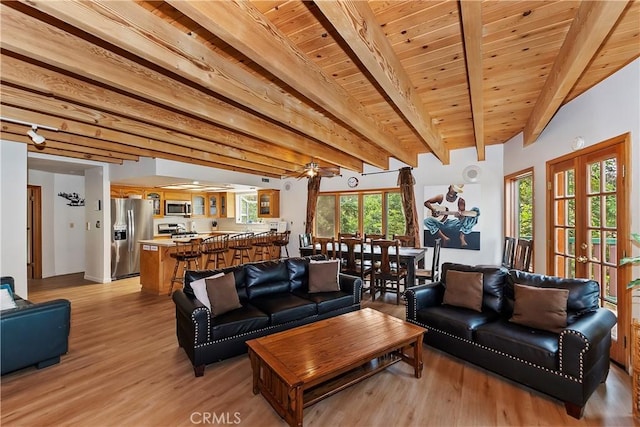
347,177,359,188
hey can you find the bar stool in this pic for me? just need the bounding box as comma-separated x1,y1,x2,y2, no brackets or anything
229,232,254,266
168,238,201,296
253,231,275,261
201,234,229,270
273,230,291,258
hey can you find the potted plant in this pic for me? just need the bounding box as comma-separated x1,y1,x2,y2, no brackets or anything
622,233,640,419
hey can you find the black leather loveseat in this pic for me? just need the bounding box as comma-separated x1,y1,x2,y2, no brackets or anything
172,255,362,376
405,263,617,419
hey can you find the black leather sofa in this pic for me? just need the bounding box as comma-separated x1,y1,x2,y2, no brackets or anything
172,255,362,376
1,276,71,375
405,263,617,419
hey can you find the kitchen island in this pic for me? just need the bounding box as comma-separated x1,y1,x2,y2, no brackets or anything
138,231,277,295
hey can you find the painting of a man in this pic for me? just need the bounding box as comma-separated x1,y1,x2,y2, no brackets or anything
423,184,480,250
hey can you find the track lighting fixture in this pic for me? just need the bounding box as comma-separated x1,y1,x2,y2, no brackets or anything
27,125,46,144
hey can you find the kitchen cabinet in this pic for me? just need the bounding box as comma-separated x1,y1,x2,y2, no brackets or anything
110,185,144,199
208,194,219,217
192,194,206,217
145,191,163,217
163,191,191,202
219,192,235,218
257,189,279,218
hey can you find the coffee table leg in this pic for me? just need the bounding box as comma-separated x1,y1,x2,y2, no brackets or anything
286,385,303,427
413,335,424,378
249,349,260,394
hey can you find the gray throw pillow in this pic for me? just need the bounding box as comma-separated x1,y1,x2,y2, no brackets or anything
442,270,483,312
308,259,340,293
510,284,569,333
205,273,242,317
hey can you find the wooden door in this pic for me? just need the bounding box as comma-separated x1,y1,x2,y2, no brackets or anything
547,134,630,367
27,185,42,279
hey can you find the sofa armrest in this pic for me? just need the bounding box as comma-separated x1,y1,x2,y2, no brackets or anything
339,274,362,304
559,309,617,378
404,282,445,320
172,290,210,345
1,299,71,374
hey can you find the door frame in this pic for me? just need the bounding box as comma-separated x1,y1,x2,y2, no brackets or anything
545,132,631,368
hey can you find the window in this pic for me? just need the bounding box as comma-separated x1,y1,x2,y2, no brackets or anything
314,189,405,238
236,192,258,224
505,168,533,240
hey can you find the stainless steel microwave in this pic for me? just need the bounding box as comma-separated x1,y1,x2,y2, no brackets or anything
165,200,192,217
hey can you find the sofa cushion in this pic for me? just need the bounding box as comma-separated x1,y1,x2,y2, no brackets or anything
245,262,290,300
294,290,353,314
250,293,317,324
506,270,599,324
308,259,340,293
510,284,569,333
287,255,326,292
441,263,508,313
190,273,224,311
443,270,483,312
210,305,270,341
475,319,559,371
205,273,243,317
416,306,498,341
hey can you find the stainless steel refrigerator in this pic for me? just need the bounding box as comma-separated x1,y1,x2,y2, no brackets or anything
111,198,154,280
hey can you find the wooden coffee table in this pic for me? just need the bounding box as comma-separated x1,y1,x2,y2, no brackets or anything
246,308,426,427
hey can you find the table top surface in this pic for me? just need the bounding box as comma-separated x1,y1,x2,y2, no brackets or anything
246,308,425,385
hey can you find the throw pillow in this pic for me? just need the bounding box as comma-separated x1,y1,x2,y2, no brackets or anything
308,259,340,293
190,273,224,311
205,273,242,317
510,284,569,333
0,287,17,311
442,270,483,312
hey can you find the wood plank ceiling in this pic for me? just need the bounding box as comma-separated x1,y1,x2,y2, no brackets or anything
1,1,638,178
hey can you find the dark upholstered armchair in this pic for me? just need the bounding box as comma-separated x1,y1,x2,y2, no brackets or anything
1,276,71,375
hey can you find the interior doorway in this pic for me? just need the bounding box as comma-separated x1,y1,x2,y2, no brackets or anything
546,133,630,367
27,185,42,279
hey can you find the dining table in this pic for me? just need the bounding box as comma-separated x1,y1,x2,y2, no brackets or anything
299,243,426,288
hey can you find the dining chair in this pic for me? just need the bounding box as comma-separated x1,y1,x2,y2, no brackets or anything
392,234,415,248
312,236,336,259
370,239,407,305
364,233,386,243
415,238,442,285
337,236,371,296
513,238,533,271
338,232,361,239
298,233,312,249
502,236,516,268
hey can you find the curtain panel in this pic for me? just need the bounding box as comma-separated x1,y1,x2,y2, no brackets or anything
305,175,321,234
397,167,421,248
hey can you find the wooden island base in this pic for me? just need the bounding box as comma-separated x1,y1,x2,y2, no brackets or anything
246,309,425,427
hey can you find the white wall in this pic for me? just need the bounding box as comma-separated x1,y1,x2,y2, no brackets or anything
0,140,28,297
503,58,640,277
280,144,506,266
84,166,110,283
28,170,56,277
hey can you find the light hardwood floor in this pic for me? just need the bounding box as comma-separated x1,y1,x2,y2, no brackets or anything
1,273,636,426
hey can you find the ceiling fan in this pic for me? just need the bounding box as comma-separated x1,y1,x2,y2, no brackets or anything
284,160,341,179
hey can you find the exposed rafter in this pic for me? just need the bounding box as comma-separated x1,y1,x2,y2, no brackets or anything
459,0,485,161
523,0,630,146
167,0,418,167
314,0,448,163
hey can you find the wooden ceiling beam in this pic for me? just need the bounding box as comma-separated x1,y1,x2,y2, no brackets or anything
0,105,289,177
0,3,361,172
314,0,448,163
0,83,301,172
167,0,417,167
0,55,312,169
523,0,630,146
459,0,485,161
20,0,387,170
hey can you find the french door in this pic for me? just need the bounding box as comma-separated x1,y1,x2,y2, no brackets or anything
547,134,630,367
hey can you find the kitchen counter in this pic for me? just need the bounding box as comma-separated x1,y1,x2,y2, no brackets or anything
138,232,278,295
